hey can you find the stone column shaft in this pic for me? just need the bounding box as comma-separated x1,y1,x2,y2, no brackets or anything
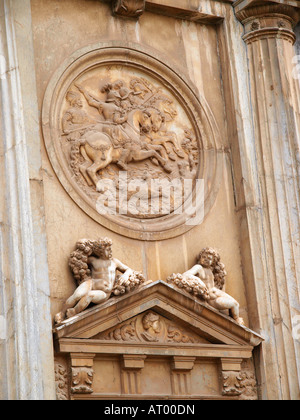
0,0,55,400
235,1,300,400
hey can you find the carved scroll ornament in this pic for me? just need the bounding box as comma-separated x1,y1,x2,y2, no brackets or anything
96,311,202,344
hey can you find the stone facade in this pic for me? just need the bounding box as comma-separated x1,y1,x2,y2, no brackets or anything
0,0,299,400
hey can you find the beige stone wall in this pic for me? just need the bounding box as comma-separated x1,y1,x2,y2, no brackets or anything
31,0,248,325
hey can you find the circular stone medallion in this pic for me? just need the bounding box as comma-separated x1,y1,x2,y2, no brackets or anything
42,43,222,240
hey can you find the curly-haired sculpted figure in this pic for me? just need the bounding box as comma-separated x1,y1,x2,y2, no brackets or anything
167,247,244,325
141,312,162,342
54,238,145,324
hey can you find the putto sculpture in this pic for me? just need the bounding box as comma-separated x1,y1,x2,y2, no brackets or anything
166,247,244,325
54,241,244,327
54,238,145,324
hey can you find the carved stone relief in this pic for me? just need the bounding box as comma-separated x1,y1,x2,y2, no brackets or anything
54,239,245,328
112,0,145,19
42,43,223,240
63,72,195,218
54,237,145,324
54,361,69,400
167,247,244,325
71,367,94,394
95,310,206,344
53,280,263,400
221,370,258,400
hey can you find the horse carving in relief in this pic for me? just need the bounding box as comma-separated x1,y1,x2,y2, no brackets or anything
78,108,172,187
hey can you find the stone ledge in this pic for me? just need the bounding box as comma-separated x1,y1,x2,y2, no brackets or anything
53,280,264,347
107,0,228,23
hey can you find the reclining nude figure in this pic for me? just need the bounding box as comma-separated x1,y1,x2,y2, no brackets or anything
167,247,244,325
54,238,145,324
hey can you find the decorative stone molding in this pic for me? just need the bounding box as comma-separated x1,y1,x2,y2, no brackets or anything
112,0,145,19
121,355,147,394
70,353,95,395
221,369,258,399
96,311,204,344
234,1,300,44
109,0,225,23
220,357,258,399
54,362,69,400
53,281,263,399
71,367,94,394
222,371,243,397
171,356,195,396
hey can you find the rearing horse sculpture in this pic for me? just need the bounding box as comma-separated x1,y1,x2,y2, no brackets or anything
78,108,172,187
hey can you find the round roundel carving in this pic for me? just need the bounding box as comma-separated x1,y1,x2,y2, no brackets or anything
42,42,223,240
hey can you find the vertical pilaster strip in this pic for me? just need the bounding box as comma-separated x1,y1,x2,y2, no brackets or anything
234,1,300,400
0,0,55,399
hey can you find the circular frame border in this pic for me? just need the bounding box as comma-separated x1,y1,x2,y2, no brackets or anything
42,42,223,241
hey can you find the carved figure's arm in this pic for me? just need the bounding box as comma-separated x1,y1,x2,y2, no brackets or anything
183,264,206,280
111,258,145,296
75,83,101,109
113,258,133,274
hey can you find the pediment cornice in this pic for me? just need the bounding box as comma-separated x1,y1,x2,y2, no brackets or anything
54,281,263,399
53,280,263,348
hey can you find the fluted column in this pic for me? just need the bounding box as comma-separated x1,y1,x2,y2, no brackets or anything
234,0,300,400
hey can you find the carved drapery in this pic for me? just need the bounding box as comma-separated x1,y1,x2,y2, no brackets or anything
234,0,300,400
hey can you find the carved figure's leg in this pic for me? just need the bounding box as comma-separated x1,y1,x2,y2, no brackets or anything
229,303,244,326
208,289,244,326
116,148,130,169
150,144,168,160
79,160,94,186
87,162,105,186
137,150,172,173
54,280,93,323
67,290,109,318
79,146,94,186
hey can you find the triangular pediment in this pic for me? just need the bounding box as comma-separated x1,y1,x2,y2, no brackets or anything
53,281,263,348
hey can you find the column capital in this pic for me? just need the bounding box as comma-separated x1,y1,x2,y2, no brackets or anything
234,0,300,43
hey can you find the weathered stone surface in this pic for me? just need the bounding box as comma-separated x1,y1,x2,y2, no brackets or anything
53,281,262,399
0,0,299,400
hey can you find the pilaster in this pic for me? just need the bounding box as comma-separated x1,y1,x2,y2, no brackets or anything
234,0,300,400
0,0,55,400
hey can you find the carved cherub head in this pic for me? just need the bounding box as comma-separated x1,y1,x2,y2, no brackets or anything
142,312,161,334
197,247,227,290
69,238,113,285
93,237,113,260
